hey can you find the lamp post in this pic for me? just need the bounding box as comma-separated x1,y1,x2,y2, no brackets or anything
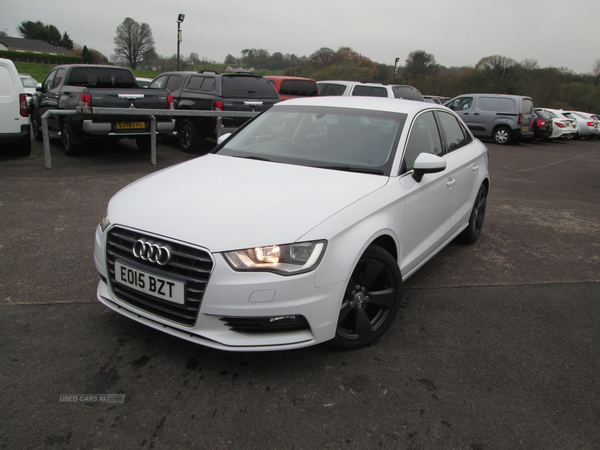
177,14,185,71
393,57,399,83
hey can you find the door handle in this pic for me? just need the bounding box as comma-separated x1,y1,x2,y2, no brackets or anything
447,179,456,188
473,113,480,116
473,165,479,172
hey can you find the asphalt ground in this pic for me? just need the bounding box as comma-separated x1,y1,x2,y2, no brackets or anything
1,135,599,450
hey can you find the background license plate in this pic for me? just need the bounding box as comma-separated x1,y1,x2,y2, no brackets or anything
115,261,185,304
116,122,145,129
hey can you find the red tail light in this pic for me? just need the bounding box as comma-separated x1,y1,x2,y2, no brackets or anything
518,113,523,125
587,121,595,127
212,100,224,111
168,94,175,110
81,93,92,107
555,122,566,128
536,120,545,127
19,93,28,117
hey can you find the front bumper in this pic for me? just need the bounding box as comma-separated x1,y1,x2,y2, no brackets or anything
94,224,344,351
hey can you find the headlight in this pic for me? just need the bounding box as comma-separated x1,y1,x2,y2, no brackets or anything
223,240,327,276
100,211,110,232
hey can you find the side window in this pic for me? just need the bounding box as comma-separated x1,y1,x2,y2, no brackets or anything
200,77,216,92
52,69,66,89
166,75,183,92
186,76,204,90
437,112,471,153
43,70,57,90
352,85,371,96
402,111,442,173
447,97,473,111
148,75,168,89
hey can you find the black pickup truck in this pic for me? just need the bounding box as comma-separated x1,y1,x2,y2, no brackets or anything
148,71,280,153
30,65,175,155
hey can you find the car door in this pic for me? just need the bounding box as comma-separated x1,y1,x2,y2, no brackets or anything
435,110,482,234
470,96,499,136
397,110,454,277
37,69,63,132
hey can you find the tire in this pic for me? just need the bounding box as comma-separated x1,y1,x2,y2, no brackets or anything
329,245,403,350
31,111,43,142
458,183,487,244
493,126,512,145
136,136,152,153
61,118,82,156
177,119,199,153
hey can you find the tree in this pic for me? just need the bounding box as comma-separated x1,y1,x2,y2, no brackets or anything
60,32,74,51
113,17,156,70
81,45,93,64
18,21,68,48
404,50,439,81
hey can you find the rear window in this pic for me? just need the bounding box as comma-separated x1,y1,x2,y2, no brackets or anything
352,85,388,97
534,110,551,120
318,83,347,96
521,98,534,114
222,76,279,99
67,68,136,88
392,85,423,101
279,80,318,97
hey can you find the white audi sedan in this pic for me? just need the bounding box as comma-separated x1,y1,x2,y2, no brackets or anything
94,96,489,351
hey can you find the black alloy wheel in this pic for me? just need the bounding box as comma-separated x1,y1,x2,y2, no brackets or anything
31,111,43,142
459,183,487,244
178,119,199,153
61,119,81,156
330,245,402,350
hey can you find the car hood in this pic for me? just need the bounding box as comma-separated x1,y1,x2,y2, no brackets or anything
108,154,388,252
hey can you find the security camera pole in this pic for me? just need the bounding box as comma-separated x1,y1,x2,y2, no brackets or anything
177,14,185,71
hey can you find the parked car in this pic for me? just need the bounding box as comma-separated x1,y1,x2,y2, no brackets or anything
264,75,319,101
535,108,577,139
562,111,598,139
30,65,175,155
317,80,424,101
0,59,31,155
135,77,153,88
19,73,40,100
531,109,553,140
423,95,449,104
148,70,280,153
93,96,490,351
445,93,534,145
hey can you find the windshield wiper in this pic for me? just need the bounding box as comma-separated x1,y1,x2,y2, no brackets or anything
317,165,385,175
234,155,271,162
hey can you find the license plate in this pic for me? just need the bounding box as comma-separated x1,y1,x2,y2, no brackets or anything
116,122,145,129
114,261,185,304
522,126,528,131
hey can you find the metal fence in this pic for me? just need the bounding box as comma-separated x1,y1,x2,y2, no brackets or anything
41,107,259,169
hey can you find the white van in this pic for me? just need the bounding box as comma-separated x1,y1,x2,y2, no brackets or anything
0,58,31,155
445,93,534,145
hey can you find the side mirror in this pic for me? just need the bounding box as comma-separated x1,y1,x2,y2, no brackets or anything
412,153,446,182
217,133,232,145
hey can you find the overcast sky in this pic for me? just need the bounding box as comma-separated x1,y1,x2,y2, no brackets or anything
2,0,599,74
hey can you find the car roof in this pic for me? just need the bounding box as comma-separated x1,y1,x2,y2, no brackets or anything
272,95,439,115
265,75,316,81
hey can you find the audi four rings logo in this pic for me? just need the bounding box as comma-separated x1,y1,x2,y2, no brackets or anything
133,240,172,265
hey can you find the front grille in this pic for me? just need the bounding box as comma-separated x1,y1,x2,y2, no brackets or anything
106,227,213,326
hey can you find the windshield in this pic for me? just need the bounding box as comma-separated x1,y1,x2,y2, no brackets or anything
216,105,406,175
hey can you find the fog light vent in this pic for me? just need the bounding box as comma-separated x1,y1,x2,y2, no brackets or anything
220,315,309,333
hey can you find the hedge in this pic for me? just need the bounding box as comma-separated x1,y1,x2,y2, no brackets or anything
0,50,83,65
